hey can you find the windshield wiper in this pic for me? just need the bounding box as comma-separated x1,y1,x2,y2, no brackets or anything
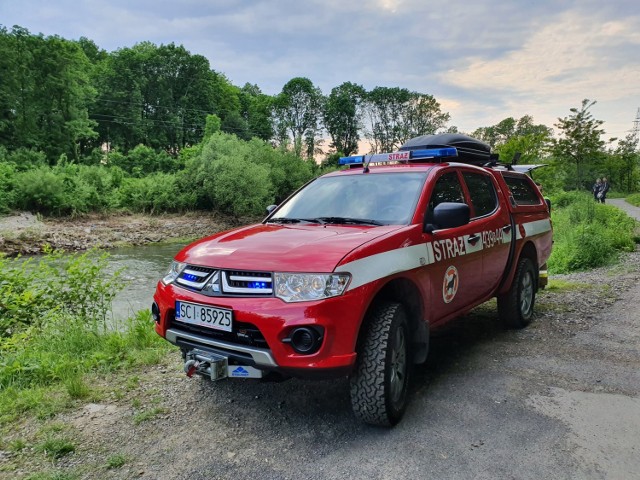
267,217,324,224
314,216,384,226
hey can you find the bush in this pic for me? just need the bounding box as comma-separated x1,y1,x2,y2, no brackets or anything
0,249,123,337
0,161,17,213
109,144,179,176
627,193,640,207
13,167,71,215
115,172,189,213
183,132,314,214
548,192,636,273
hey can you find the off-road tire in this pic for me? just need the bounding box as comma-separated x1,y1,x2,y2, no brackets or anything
498,257,536,329
349,302,410,426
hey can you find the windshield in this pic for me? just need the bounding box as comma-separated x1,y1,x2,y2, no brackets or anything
269,172,428,226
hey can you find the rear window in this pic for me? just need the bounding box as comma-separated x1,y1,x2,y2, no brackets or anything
503,175,541,205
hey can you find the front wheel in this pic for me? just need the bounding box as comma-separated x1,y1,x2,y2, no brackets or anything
350,302,410,426
498,257,536,329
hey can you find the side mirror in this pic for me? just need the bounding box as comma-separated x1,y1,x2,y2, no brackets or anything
265,204,278,215
545,198,551,212
425,202,470,233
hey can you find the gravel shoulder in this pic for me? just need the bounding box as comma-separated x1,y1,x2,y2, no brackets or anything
2,204,640,479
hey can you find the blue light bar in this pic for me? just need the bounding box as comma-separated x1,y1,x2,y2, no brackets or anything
339,147,457,166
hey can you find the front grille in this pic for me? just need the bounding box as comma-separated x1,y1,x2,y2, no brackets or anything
176,266,216,291
222,270,273,295
170,315,269,349
174,264,273,297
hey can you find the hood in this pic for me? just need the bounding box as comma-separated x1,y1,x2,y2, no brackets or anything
176,223,402,272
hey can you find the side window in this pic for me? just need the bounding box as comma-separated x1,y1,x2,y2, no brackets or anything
462,172,498,218
426,172,465,222
503,176,541,205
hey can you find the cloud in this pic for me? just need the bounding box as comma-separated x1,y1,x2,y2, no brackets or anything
442,10,640,134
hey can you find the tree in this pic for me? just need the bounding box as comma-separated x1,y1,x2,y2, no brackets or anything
273,77,323,158
473,115,551,149
364,87,411,152
323,82,366,156
238,83,273,141
553,99,606,189
606,134,639,193
0,26,98,162
363,87,449,152
92,42,218,153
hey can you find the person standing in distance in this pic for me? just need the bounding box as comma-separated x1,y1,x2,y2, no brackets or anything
592,178,602,201
599,177,610,203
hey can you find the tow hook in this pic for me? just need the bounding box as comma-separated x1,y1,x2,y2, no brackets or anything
184,359,200,377
183,350,228,381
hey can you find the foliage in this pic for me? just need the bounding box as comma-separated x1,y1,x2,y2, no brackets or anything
552,99,606,190
273,77,323,158
604,133,640,193
323,82,366,156
363,87,449,153
0,307,170,423
627,193,640,207
93,42,219,153
0,249,122,337
183,132,313,214
0,26,98,163
548,192,636,273
11,163,121,215
115,172,189,213
473,115,552,150
108,144,179,176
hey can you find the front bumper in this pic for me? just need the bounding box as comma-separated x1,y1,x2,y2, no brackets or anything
153,281,368,378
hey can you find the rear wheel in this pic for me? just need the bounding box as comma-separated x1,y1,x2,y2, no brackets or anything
350,302,410,426
498,257,536,329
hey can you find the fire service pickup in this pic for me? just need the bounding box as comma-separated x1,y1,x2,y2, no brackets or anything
152,133,552,426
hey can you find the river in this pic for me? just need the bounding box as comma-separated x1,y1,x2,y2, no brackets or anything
107,242,186,320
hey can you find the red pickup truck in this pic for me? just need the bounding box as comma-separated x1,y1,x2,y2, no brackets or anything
152,133,552,426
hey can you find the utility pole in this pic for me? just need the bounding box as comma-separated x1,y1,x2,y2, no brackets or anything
633,107,640,141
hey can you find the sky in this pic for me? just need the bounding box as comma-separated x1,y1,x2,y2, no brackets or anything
2,0,640,146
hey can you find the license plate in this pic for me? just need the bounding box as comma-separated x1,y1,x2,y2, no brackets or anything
175,301,233,332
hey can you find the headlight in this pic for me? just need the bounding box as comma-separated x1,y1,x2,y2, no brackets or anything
274,273,350,303
162,261,186,285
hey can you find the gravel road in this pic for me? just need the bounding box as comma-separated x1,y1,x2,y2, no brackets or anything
5,202,640,480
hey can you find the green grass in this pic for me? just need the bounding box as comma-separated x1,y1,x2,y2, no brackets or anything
548,191,637,273
35,437,76,459
543,279,593,292
132,406,168,425
105,453,128,469
0,310,172,425
627,192,640,207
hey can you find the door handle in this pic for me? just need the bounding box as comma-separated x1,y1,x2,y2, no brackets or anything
467,234,480,245
502,225,512,233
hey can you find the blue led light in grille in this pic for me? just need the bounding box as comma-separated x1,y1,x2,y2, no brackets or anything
247,281,269,289
182,273,200,282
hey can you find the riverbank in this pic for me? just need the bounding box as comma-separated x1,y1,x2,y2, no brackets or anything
0,211,259,256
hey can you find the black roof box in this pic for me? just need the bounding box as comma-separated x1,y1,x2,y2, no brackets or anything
400,133,491,163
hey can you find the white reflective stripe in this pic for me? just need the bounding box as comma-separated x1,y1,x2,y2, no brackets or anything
523,218,552,237
337,243,434,291
336,217,551,292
